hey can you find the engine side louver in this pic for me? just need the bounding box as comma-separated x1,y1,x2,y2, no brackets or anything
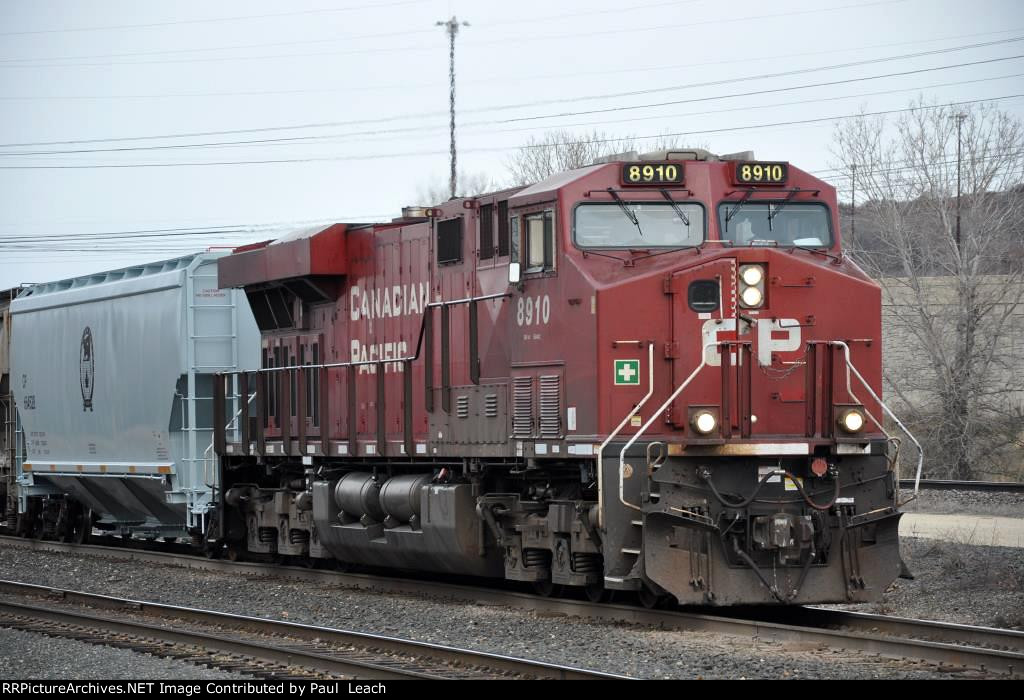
484,393,498,418
539,374,562,438
512,376,534,437
456,394,469,419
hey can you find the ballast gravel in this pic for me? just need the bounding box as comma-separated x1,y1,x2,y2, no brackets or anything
0,626,247,680
858,536,1024,629
0,541,990,680
901,487,1024,518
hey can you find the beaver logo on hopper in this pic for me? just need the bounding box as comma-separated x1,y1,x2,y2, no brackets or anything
80,326,95,411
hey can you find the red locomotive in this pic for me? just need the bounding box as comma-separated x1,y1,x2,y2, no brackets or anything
212,150,912,605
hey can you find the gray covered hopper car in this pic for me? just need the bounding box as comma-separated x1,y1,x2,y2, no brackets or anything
10,253,259,540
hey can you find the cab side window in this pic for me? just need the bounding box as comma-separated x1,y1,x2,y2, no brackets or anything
523,210,554,273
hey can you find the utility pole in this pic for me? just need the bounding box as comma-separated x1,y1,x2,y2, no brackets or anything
436,16,468,200
850,163,856,253
953,112,966,254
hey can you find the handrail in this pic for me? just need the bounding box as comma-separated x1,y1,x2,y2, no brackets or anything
213,290,511,461
204,391,257,490
830,341,924,496
230,292,510,375
596,342,655,529
617,342,723,512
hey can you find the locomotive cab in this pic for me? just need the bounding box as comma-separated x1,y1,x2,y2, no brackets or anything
554,152,906,604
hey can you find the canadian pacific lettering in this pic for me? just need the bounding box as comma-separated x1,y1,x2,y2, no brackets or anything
349,283,429,322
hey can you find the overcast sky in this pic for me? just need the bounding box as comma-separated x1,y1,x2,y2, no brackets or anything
0,0,1021,288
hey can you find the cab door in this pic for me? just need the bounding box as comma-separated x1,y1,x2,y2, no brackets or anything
669,259,742,436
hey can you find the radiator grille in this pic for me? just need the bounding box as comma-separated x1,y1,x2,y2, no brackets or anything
512,376,534,437
539,374,562,438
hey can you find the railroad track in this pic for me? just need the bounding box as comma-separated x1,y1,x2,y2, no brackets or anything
2,536,1022,677
900,479,1024,493
0,579,624,680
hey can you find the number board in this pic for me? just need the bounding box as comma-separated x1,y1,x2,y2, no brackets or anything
621,162,685,186
734,161,788,185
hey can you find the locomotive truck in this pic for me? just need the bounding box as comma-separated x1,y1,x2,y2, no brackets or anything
206,149,920,606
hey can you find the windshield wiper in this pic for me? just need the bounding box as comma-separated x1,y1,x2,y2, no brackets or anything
607,188,643,237
766,188,801,231
723,189,755,232
660,189,690,227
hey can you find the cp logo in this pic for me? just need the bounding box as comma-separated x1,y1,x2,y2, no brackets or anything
701,318,801,366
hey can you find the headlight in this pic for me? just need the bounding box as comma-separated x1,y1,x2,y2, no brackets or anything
740,286,763,307
838,409,865,433
740,265,763,286
692,410,717,435
738,265,765,308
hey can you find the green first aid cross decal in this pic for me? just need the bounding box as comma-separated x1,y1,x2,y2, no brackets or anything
614,359,640,385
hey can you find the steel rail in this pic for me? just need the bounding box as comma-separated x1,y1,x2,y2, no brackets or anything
1,537,1021,675
0,598,420,680
0,578,625,680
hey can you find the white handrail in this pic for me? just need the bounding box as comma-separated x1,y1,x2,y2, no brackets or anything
617,342,722,512
596,343,655,528
203,391,257,490
830,341,924,496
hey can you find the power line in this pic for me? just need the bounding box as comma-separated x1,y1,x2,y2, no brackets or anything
0,216,392,245
1,26,1018,102
0,1,428,37
476,49,1024,123
0,0,697,65
3,55,1021,158
4,151,1022,256
6,150,1021,255
1,39,1018,151
0,0,911,69
479,72,1024,139
1,94,1020,169
816,148,1024,184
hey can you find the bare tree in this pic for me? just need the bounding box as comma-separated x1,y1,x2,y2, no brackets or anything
504,129,707,186
416,169,499,206
831,99,1024,480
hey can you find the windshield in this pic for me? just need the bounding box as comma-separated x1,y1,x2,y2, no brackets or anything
574,202,704,248
717,202,832,247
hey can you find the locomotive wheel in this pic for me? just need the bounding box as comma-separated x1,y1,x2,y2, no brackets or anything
225,544,244,562
532,580,562,598
584,581,606,604
637,584,663,610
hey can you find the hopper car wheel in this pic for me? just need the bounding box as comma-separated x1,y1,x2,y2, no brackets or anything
67,507,91,545
225,544,244,562
29,509,45,540
14,510,34,538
